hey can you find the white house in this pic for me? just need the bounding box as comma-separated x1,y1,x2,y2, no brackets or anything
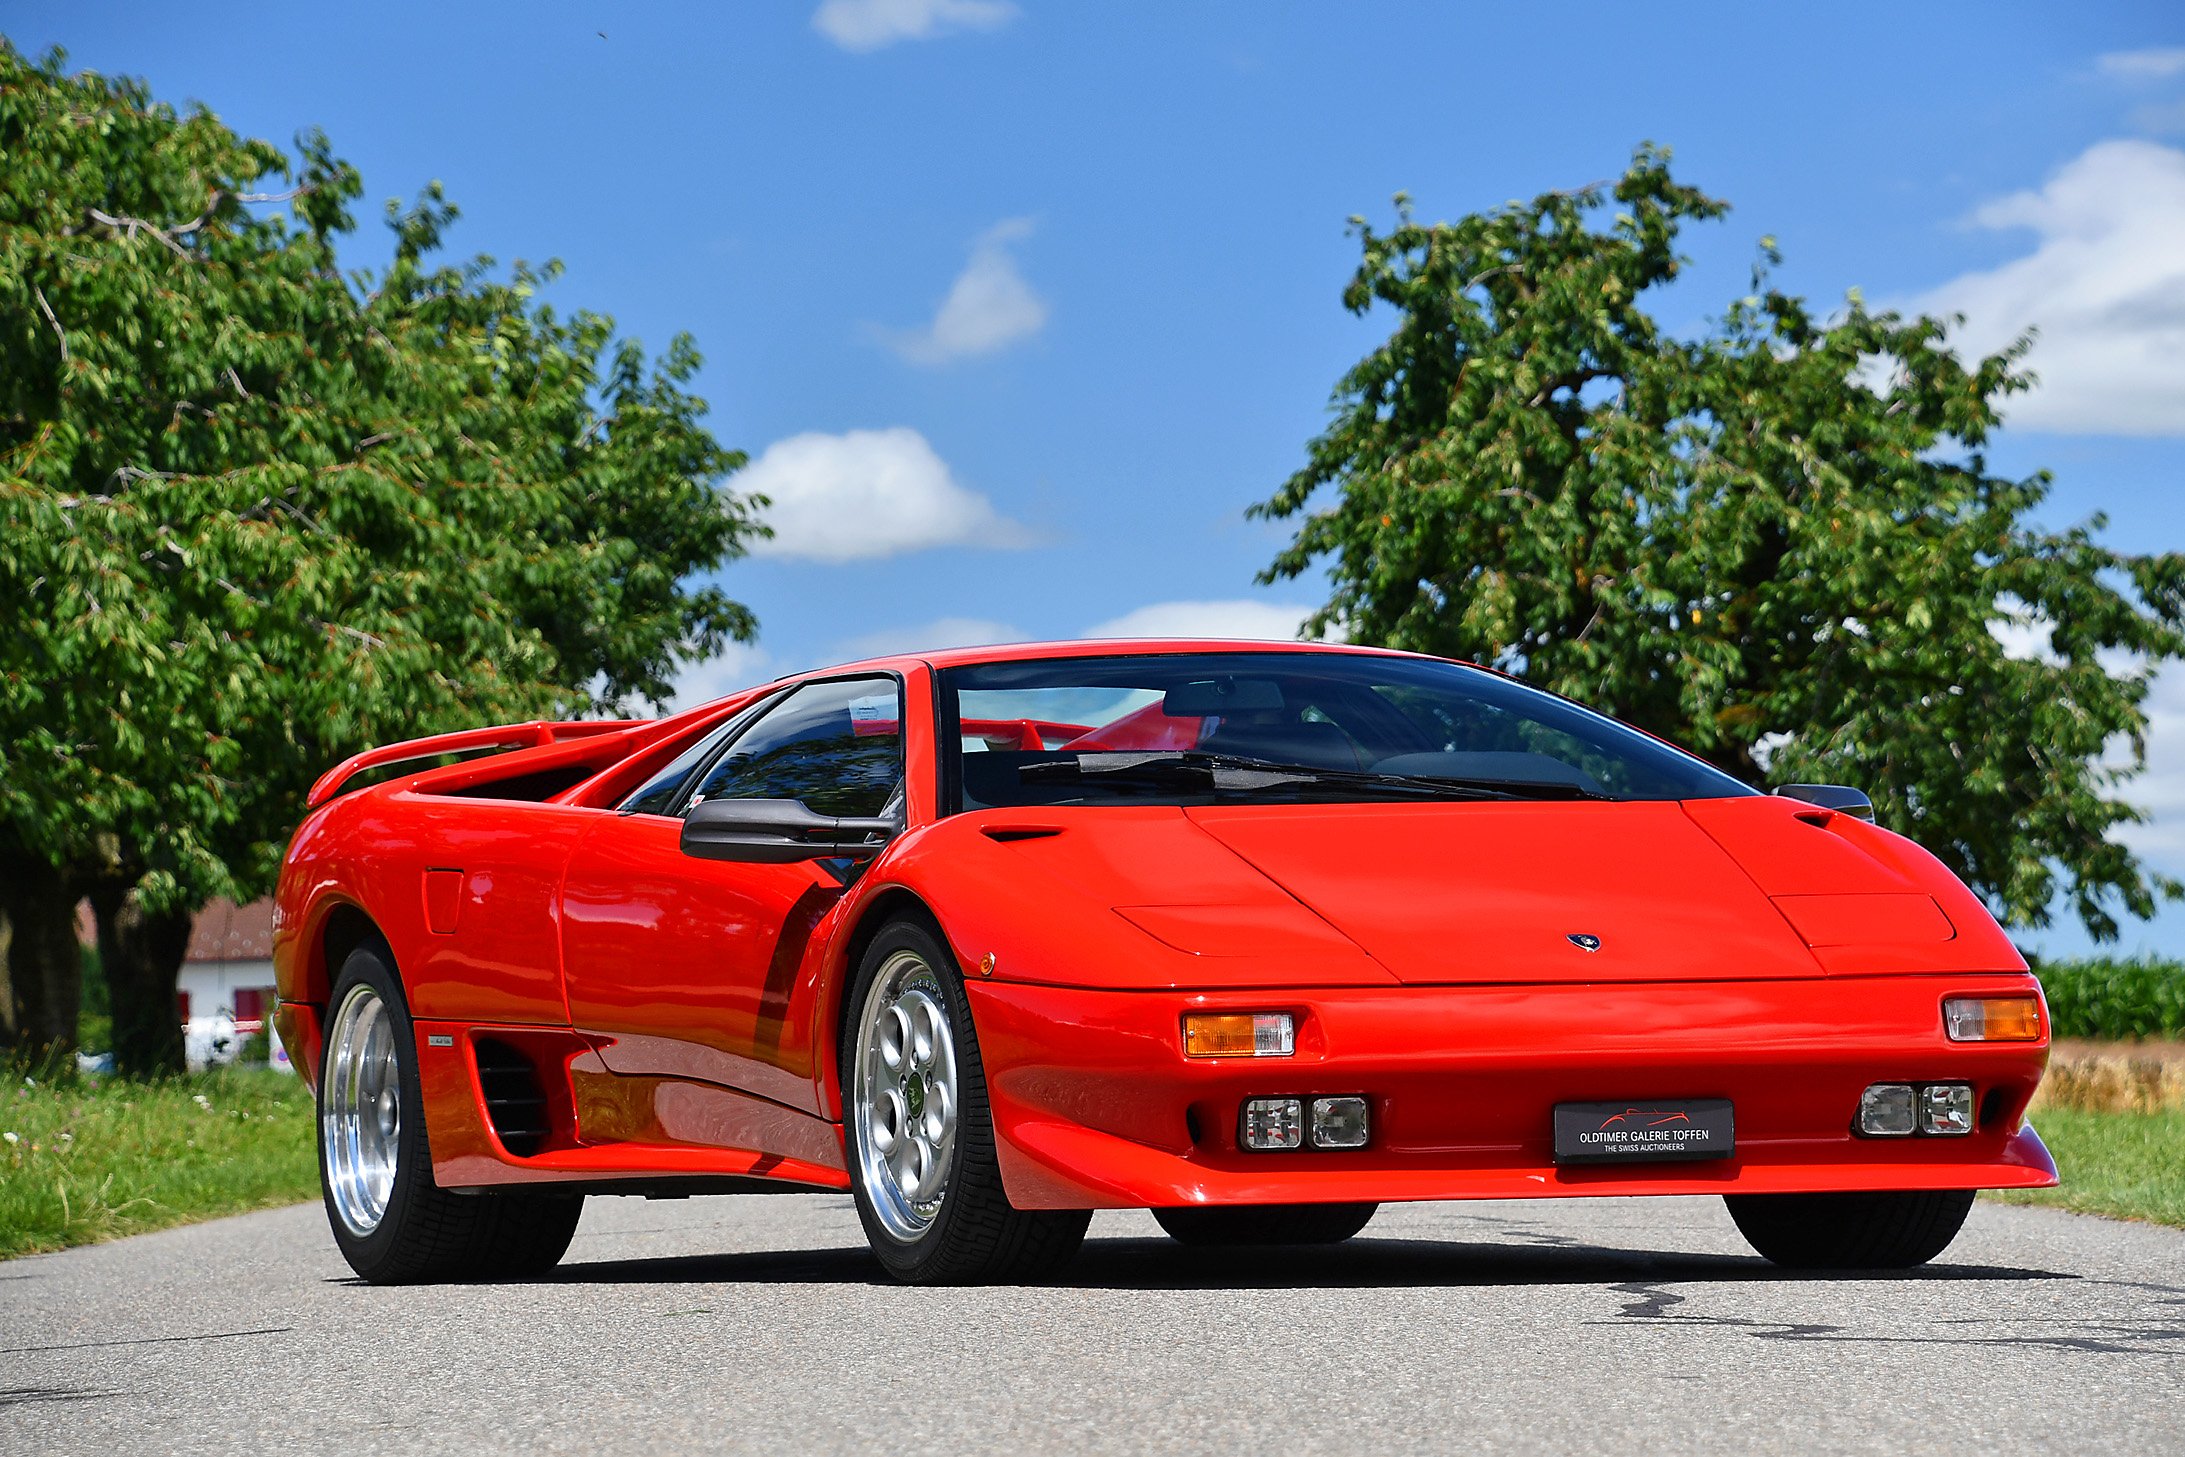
177,898,291,1071
79,897,292,1071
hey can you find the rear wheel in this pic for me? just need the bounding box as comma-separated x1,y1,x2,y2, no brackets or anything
319,945,582,1284
1153,1202,1378,1247
1725,1189,1975,1269
842,919,1089,1284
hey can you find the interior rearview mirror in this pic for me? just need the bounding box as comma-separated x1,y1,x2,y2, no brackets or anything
680,797,895,863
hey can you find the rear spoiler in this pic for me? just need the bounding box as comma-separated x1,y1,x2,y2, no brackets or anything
306,720,642,809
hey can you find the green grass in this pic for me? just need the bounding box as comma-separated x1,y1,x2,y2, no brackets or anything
1989,1106,2185,1229
0,1068,317,1260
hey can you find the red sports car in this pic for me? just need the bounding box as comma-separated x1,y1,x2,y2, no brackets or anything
274,641,2055,1285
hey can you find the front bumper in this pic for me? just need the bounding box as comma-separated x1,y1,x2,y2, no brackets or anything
966,972,2056,1209
273,1000,323,1093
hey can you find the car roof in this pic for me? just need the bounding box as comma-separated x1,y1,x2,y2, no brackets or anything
782,637,1450,680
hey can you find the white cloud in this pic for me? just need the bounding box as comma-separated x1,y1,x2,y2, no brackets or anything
2116,668,2185,872
813,0,1016,52
1989,604,2182,889
884,219,1048,365
2097,47,2185,81
1895,139,2185,436
832,617,1023,662
744,427,1032,563
1081,600,1319,642
669,641,775,712
1989,609,2061,665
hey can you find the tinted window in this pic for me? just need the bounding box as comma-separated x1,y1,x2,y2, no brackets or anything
942,652,1753,811
683,676,903,818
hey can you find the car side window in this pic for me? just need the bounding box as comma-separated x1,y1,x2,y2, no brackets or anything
679,676,903,819
616,692,792,817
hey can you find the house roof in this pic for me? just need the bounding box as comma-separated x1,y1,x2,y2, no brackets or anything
73,897,276,964
184,899,276,963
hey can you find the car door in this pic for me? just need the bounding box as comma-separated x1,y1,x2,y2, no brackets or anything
557,674,905,1114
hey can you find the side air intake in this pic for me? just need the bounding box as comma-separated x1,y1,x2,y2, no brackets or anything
474,1039,550,1157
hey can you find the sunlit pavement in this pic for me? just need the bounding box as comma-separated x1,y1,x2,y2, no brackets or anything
2,1192,2179,1455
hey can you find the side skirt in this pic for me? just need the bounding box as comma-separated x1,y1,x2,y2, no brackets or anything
414,1019,850,1193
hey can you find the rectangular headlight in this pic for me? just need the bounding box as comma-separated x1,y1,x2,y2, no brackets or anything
1943,996,2042,1042
1857,1083,1917,1137
1309,1096,1370,1149
1240,1097,1303,1150
1183,1012,1294,1058
1921,1083,1975,1135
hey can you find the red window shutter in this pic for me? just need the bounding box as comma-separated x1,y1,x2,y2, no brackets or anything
176,990,192,1023
233,987,270,1033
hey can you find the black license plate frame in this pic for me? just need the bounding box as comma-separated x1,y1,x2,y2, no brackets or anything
1552,1098,1735,1163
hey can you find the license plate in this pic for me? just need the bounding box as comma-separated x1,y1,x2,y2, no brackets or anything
1552,1099,1734,1163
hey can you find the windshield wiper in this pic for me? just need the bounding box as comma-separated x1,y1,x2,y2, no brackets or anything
1386,771,1615,801
1017,752,1609,802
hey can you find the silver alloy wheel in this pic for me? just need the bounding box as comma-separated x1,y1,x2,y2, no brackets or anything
851,949,960,1243
323,982,402,1237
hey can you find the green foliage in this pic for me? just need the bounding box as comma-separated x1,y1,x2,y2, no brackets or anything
2035,957,2185,1041
0,1067,316,1258
0,43,765,916
1988,1106,2185,1229
1256,145,2185,939
77,944,110,1056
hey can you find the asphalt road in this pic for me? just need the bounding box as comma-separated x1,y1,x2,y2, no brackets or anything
2,1193,2180,1456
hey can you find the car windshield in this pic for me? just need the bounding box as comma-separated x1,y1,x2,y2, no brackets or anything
939,651,1756,811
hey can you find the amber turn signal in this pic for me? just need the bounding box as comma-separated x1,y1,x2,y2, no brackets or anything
1182,1012,1295,1058
1942,995,2043,1042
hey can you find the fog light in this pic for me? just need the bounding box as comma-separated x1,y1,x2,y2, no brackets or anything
1310,1096,1370,1149
1921,1083,1975,1135
1943,996,2042,1042
1183,1012,1294,1058
1240,1097,1303,1150
1857,1083,1917,1137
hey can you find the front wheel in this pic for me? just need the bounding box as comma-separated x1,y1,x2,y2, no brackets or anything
1725,1189,1975,1269
1153,1202,1378,1247
319,945,583,1284
842,919,1089,1284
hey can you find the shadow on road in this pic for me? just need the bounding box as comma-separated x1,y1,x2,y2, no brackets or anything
521,1235,2076,1292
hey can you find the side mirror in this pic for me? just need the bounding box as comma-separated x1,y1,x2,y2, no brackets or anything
680,798,895,863
1774,784,1876,822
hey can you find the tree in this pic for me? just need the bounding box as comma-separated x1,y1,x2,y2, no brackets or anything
0,44,766,1072
1254,145,2185,942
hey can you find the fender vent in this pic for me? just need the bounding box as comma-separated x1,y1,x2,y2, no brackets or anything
474,1038,549,1157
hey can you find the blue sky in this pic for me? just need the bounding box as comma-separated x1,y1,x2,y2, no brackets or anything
11,1,2185,952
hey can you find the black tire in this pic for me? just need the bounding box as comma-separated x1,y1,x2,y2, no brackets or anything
1153,1202,1378,1247
318,944,583,1284
1725,1189,1975,1270
840,918,1090,1284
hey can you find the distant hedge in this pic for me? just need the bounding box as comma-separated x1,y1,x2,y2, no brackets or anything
2034,957,2185,1041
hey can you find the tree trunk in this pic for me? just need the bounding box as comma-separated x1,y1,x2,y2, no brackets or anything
0,849,84,1068
89,881,192,1079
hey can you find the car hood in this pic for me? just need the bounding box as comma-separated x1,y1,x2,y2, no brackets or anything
1182,797,1967,985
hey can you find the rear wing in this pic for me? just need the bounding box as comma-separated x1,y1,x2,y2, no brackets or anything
306,720,641,809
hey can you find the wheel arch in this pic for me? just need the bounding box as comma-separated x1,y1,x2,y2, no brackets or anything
313,901,395,1007
817,884,950,1121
